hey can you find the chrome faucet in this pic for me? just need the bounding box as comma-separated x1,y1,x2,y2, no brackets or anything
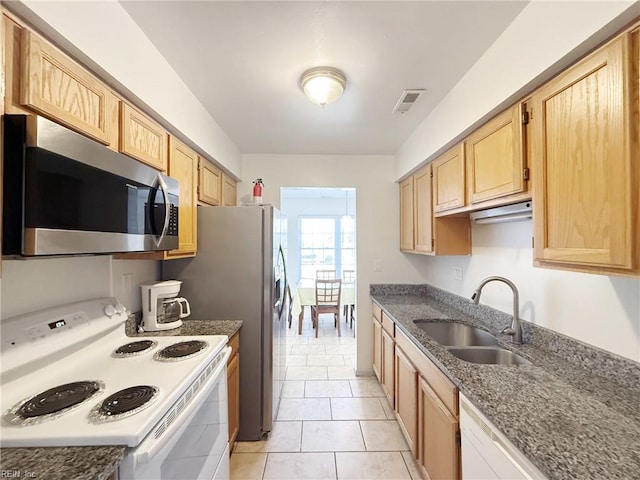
470,276,523,344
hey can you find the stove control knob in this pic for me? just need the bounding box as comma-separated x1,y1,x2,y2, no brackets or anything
104,304,117,318
114,303,127,315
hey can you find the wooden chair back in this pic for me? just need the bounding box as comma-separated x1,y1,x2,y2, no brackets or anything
315,279,342,307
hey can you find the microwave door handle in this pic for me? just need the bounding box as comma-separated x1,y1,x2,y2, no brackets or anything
154,174,171,247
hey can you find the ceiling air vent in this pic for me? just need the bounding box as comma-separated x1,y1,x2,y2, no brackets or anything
393,89,425,114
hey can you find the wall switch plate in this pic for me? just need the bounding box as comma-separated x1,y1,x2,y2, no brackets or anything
453,266,463,281
373,259,382,272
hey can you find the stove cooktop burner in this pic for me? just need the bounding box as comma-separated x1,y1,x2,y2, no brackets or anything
154,340,209,362
90,385,159,422
112,340,158,357
4,381,104,426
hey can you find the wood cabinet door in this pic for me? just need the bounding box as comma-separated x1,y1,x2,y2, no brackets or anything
120,102,168,171
414,165,434,254
399,176,415,251
198,157,222,206
20,30,118,147
395,347,418,454
372,317,382,382
466,103,526,204
418,377,460,480
222,174,237,206
381,328,395,408
167,137,198,257
531,33,638,272
432,143,466,212
227,352,240,446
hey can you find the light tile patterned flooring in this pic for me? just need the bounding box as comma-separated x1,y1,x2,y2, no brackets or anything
230,314,421,480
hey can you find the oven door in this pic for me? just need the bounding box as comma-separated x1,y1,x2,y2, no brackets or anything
119,347,231,480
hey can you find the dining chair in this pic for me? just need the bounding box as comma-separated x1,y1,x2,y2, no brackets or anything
312,279,342,338
316,269,336,280
342,270,356,328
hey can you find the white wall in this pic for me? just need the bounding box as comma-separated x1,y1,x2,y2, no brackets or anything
1,257,159,320
420,220,640,362
9,0,241,178
395,0,639,179
241,154,431,374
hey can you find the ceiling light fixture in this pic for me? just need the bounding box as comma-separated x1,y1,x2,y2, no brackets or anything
299,67,347,108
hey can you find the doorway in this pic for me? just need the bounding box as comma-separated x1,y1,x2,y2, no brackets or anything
280,187,356,288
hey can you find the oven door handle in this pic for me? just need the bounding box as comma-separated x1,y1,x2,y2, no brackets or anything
133,346,231,466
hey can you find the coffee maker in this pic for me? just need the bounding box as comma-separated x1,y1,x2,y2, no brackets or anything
140,280,191,331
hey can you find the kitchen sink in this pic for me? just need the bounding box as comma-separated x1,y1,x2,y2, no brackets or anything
414,320,499,347
447,347,531,366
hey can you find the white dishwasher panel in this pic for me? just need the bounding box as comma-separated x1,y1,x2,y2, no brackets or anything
460,393,547,480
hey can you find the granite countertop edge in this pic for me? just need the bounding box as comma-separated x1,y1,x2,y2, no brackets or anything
370,285,640,480
0,319,242,480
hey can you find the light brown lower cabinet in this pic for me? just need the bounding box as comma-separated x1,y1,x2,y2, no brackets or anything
381,328,395,408
227,332,240,449
372,313,382,382
418,377,460,480
395,347,418,454
372,310,461,480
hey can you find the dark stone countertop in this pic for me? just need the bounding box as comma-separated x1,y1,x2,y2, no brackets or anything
0,319,242,480
370,284,640,480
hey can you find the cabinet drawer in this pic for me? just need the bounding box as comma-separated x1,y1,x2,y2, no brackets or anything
372,302,382,322
198,157,222,206
120,102,168,171
228,332,240,363
221,174,237,206
396,328,457,416
20,29,118,146
381,312,395,337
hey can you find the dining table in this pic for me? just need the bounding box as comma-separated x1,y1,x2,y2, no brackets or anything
291,279,355,334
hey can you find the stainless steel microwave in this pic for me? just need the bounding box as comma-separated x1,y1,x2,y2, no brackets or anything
2,115,179,256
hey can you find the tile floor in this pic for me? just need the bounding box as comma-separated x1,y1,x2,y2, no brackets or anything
230,313,421,480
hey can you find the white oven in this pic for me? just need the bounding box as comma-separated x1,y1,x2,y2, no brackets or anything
0,298,231,480
119,346,230,480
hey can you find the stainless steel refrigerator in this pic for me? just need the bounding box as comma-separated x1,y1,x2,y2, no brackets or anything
163,205,288,441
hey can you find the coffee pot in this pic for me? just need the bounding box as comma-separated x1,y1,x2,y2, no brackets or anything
140,280,191,331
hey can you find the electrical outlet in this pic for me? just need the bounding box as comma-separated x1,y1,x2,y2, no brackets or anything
373,259,382,272
452,266,463,281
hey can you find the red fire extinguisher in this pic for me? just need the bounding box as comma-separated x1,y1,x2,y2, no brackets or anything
252,178,264,204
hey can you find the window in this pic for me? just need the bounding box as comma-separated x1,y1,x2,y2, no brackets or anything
299,216,355,280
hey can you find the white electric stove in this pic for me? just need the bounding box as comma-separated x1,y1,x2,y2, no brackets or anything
1,298,231,480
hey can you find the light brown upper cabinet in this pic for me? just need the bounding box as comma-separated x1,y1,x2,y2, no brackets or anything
413,166,433,253
119,102,168,171
399,176,415,252
221,174,238,206
198,157,223,206
432,143,466,212
530,28,639,276
466,103,528,204
19,29,119,148
400,164,471,256
166,137,198,258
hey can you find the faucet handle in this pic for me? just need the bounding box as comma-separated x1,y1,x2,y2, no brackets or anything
501,326,515,335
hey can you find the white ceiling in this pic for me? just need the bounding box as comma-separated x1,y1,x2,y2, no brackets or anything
119,1,528,156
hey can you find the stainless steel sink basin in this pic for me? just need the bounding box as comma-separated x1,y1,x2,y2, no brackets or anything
414,320,499,347
447,347,531,366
